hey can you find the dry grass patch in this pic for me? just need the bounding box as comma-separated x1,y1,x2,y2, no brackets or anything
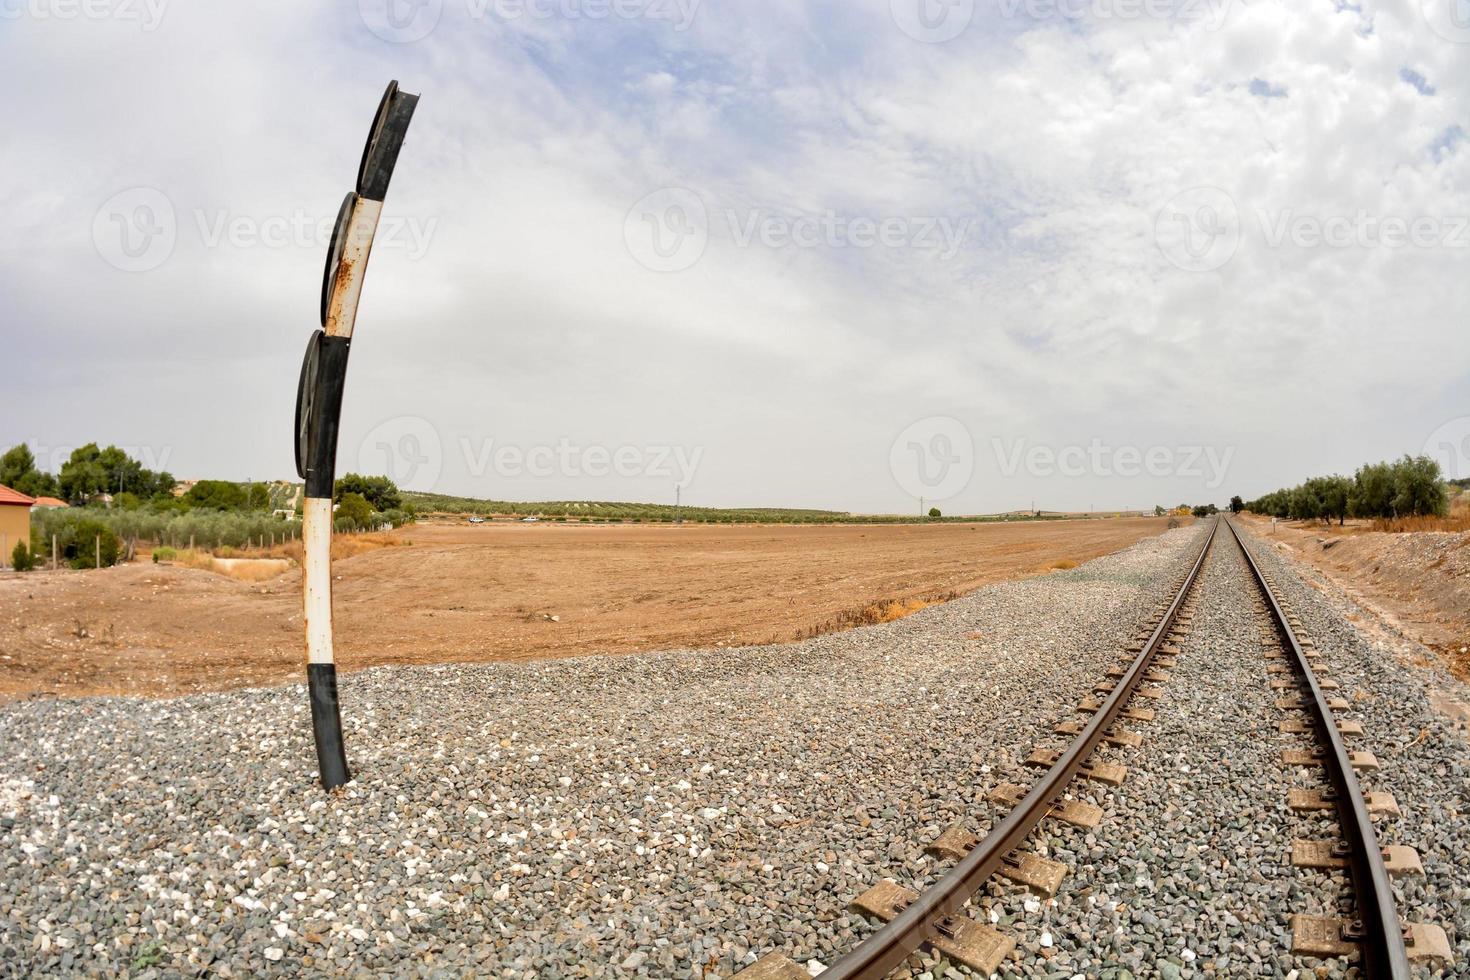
797,592,959,640
1370,494,1470,533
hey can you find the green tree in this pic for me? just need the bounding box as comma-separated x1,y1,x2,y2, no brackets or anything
184,480,247,511
1349,462,1395,518
65,519,121,569
1390,455,1449,518
1229,496,1244,514
927,507,941,518
1153,505,1166,517
58,444,108,504
11,541,34,572
335,474,402,512
335,492,373,530
0,444,57,497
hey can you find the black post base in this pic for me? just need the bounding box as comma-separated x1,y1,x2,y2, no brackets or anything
308,663,351,789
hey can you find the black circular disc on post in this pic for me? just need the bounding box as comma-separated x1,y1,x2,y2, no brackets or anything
294,330,324,480
357,81,400,196
320,193,356,328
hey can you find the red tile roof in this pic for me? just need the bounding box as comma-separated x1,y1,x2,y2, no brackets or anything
0,484,36,506
31,496,67,508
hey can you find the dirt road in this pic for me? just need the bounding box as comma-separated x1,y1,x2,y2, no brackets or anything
0,517,1179,699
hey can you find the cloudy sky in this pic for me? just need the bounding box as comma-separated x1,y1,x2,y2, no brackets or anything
3,0,1468,513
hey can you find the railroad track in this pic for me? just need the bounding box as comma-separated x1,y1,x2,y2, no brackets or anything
738,518,1450,979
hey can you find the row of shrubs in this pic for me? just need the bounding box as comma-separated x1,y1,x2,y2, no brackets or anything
1247,455,1449,525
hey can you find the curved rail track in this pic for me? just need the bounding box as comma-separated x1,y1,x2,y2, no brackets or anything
738,517,1450,979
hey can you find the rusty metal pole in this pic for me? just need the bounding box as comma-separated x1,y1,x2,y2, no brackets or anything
295,81,419,790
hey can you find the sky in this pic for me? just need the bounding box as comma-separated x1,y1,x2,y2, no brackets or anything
2,0,1468,514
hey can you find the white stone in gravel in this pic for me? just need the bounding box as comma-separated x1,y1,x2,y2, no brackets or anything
263,948,283,962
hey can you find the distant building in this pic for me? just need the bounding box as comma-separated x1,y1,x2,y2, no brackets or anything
31,496,68,511
172,479,199,498
0,484,36,568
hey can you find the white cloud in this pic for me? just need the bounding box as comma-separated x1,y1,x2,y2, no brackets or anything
1,0,1466,510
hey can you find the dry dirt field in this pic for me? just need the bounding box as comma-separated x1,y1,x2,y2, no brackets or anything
0,517,1179,700
1239,512,1470,679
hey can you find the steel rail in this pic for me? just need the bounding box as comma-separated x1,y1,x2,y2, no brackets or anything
1224,517,1410,978
816,518,1221,980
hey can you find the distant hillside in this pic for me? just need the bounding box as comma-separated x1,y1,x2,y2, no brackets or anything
401,493,1081,525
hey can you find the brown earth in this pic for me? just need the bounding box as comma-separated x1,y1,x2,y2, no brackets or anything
0,517,1179,700
1238,513,1470,680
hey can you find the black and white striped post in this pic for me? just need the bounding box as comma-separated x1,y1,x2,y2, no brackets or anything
294,81,419,789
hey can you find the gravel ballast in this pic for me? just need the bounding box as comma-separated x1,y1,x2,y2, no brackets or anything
2,519,1466,978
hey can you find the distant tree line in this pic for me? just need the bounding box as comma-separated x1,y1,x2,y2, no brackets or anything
1246,455,1449,525
2,442,176,504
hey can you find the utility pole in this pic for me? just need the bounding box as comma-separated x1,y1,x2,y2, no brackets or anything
675,484,682,524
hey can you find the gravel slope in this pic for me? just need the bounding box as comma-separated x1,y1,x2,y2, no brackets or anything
3,519,1465,979
0,526,1206,978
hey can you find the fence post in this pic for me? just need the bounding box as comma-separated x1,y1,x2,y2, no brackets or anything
95,535,101,569
52,534,57,569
